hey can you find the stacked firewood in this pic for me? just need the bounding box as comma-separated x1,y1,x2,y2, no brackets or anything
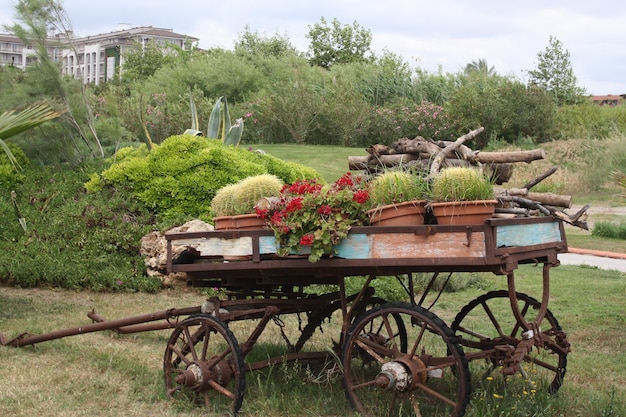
349,127,589,229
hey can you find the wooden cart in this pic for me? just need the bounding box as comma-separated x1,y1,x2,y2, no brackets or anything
162,216,570,416
1,216,571,417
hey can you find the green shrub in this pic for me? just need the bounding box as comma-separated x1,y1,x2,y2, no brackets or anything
86,135,321,222
0,142,30,189
592,221,626,240
0,163,161,291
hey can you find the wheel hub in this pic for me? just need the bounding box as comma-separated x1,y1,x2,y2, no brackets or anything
375,356,428,392
175,358,232,391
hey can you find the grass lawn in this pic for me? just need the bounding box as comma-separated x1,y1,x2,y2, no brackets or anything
247,143,368,182
1,264,625,417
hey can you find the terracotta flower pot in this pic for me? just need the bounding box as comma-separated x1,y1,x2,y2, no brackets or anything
430,200,498,225
213,213,265,230
367,200,426,227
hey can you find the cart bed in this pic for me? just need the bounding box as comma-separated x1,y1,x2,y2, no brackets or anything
166,217,567,287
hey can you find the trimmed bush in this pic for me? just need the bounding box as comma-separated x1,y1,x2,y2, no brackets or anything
86,135,321,221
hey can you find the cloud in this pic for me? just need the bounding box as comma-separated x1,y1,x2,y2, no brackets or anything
1,0,625,94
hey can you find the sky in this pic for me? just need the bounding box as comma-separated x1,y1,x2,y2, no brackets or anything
1,0,625,95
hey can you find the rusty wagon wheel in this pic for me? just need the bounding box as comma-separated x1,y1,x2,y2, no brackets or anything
163,314,246,415
342,302,471,417
451,290,568,394
294,295,408,353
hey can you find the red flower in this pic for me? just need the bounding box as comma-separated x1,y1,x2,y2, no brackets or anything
352,189,370,204
299,234,314,246
270,211,284,225
317,204,332,215
334,172,354,190
255,207,269,219
285,197,303,213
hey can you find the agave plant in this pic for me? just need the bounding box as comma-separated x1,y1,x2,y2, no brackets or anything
0,101,65,170
184,94,244,146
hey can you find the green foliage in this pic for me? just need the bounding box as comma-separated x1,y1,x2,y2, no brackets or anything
0,101,65,168
446,76,557,146
367,170,429,207
464,58,496,76
205,96,244,146
8,0,104,159
592,221,626,240
366,99,456,144
527,35,586,106
211,174,283,216
87,135,321,222
554,100,626,140
0,142,29,189
120,41,179,85
306,17,373,69
431,167,495,202
0,162,160,291
234,25,299,58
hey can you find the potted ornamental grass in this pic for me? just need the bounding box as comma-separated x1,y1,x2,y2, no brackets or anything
211,174,284,230
429,166,497,225
366,170,429,226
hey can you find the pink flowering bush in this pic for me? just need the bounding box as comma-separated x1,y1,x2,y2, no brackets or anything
256,172,370,262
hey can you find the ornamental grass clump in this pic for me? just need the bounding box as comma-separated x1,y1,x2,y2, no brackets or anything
211,174,284,217
257,172,370,262
367,170,429,208
431,167,495,202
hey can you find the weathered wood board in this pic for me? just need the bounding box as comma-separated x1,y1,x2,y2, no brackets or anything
176,231,487,260
495,221,562,248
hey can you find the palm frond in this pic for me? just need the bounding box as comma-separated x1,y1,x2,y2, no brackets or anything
0,102,65,170
0,102,65,140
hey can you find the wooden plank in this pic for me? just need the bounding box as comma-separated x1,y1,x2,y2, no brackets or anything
496,222,562,247
172,223,561,260
369,232,486,258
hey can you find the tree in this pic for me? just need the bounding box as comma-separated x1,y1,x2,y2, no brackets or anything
234,25,299,58
464,59,496,77
306,17,373,69
121,41,179,84
527,36,586,105
5,0,104,158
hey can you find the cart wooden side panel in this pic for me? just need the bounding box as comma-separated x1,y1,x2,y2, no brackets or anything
165,217,567,288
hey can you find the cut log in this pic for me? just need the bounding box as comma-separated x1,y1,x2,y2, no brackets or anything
524,166,558,190
484,163,513,185
495,187,572,208
392,136,442,155
527,192,572,208
430,127,485,175
474,149,546,164
348,154,418,170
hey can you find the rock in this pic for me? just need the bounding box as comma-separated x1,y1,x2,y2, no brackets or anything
140,219,214,286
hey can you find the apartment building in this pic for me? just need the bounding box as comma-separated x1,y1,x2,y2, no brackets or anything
0,26,198,85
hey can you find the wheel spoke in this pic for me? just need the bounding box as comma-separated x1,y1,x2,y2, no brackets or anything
481,300,506,338
169,344,192,367
183,326,198,362
409,321,427,357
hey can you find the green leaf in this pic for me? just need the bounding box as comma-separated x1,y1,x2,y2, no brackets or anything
223,118,244,146
207,96,223,139
189,91,199,131
221,96,232,140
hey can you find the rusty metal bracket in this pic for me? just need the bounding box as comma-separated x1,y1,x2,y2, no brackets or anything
464,226,473,247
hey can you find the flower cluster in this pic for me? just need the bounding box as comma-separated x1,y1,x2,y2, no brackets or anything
256,172,370,262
